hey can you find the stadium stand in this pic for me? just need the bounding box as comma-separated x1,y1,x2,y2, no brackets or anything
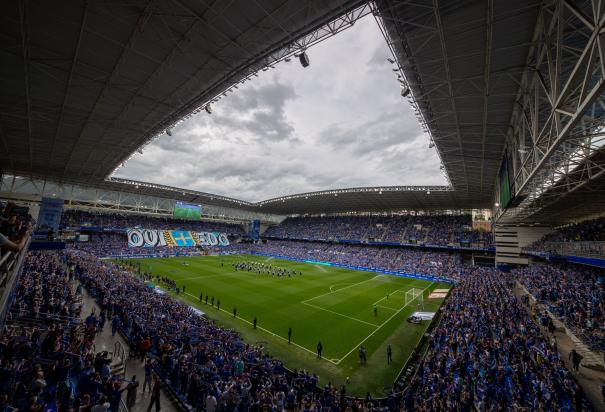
513,263,605,352
524,217,605,257
3,0,605,409
2,249,591,411
263,215,494,249
1,251,129,412
61,210,246,235
400,268,591,411
247,240,463,281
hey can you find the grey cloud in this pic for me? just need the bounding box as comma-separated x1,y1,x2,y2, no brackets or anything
117,16,446,201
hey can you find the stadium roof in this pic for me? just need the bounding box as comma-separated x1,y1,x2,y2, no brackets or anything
97,178,475,214
2,0,574,219
0,0,365,184
376,0,540,206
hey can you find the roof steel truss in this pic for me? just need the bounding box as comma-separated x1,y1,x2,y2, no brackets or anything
498,0,605,223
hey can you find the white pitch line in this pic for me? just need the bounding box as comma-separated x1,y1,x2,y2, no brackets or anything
303,275,384,304
314,265,327,272
376,304,397,311
329,283,352,292
182,292,338,365
334,283,433,365
301,301,380,327
372,288,404,306
175,272,242,282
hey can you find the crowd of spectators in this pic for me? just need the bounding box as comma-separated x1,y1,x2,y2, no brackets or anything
1,251,131,412
67,234,464,280
540,217,605,243
45,251,589,410
402,267,590,410
66,250,385,411
247,240,463,281
524,217,605,255
264,215,493,248
67,233,203,258
1,217,596,409
60,210,246,235
513,263,605,351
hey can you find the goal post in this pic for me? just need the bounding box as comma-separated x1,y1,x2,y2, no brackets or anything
405,288,424,307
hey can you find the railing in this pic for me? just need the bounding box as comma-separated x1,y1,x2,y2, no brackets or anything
0,239,30,330
531,241,605,259
113,341,126,370
6,311,83,330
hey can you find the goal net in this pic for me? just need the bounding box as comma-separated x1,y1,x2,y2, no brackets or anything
405,288,424,307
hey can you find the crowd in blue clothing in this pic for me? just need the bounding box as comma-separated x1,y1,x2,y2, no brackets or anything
62,249,594,411
402,267,590,411
67,250,361,411
1,241,599,410
264,215,493,248
0,252,136,412
513,263,605,351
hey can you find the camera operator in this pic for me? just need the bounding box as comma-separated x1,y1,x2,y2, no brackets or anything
0,202,32,253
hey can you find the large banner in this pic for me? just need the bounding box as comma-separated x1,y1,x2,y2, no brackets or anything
38,197,64,230
127,228,230,248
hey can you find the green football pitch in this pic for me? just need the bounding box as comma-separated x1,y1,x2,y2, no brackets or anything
118,254,449,396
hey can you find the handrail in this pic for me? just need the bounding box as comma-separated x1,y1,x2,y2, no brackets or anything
113,340,126,371
525,240,605,259
0,251,13,267
118,397,129,412
0,237,31,331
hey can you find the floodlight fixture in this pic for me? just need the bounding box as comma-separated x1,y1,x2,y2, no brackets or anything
299,52,310,67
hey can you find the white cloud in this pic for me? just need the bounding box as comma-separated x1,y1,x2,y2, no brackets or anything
116,16,446,202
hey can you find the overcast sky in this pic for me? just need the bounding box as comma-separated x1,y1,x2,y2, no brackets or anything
115,16,446,202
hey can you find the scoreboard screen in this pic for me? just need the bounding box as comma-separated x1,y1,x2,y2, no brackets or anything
173,201,202,220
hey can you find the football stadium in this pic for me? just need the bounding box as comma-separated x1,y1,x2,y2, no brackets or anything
1,0,605,411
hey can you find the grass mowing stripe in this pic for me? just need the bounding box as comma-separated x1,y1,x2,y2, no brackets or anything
124,255,449,397
372,288,404,306
375,304,398,311
334,282,433,365
182,291,338,365
302,275,383,303
301,301,381,327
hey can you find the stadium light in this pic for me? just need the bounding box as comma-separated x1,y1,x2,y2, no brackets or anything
401,87,411,97
387,58,395,64
495,202,500,207
166,128,173,136
299,52,310,67
205,104,212,114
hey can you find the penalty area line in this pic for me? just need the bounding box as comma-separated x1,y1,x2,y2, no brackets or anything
372,287,405,306
301,301,380,327
182,292,338,365
303,275,385,303
334,282,434,365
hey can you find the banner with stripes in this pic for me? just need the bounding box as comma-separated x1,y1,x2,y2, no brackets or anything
127,228,230,248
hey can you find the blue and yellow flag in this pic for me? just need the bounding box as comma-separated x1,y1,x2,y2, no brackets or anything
166,230,196,247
